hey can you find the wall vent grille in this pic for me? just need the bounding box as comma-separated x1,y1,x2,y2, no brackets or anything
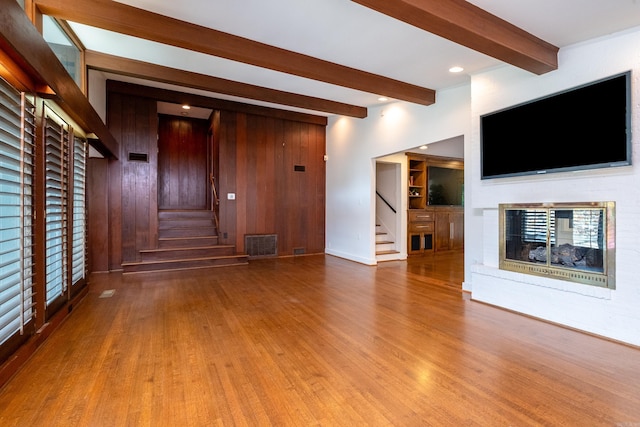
245,234,278,258
128,152,148,162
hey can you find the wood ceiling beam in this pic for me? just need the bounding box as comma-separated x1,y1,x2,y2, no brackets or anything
34,0,436,106
85,51,368,118
106,80,329,126
0,0,119,158
352,0,559,75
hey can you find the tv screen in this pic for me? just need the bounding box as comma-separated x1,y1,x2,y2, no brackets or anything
428,166,463,205
481,72,631,179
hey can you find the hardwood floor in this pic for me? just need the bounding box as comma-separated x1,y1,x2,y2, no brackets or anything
0,253,638,426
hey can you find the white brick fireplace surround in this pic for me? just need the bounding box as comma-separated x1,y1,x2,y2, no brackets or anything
467,28,640,346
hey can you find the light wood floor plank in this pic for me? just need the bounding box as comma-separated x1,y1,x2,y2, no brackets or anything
0,253,638,426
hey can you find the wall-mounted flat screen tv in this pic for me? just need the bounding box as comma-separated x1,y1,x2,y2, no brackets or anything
480,72,631,179
428,166,464,206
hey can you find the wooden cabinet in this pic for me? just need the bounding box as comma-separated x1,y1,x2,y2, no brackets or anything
408,209,435,255
408,207,463,254
434,207,464,251
406,154,463,255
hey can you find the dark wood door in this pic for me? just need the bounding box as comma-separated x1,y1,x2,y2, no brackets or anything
158,114,209,210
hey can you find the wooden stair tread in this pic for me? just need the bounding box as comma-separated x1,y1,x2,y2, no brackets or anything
125,208,245,274
159,236,218,242
123,255,248,268
140,245,235,254
122,263,248,275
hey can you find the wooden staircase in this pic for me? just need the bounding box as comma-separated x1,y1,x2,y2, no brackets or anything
375,222,401,262
122,209,248,273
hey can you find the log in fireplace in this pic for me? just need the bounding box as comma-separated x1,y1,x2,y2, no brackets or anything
499,202,615,289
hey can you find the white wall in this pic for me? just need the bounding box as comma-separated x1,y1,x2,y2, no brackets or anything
469,28,640,346
87,69,108,123
326,26,640,346
325,85,471,265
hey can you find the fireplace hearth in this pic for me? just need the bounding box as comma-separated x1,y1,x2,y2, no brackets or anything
499,202,615,288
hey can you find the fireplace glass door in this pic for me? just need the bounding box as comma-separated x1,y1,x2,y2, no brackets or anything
500,203,615,288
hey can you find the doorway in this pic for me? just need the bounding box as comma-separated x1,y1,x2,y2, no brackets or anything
375,159,402,261
157,114,210,210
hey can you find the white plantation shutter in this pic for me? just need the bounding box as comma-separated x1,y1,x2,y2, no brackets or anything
45,113,69,306
0,78,35,345
71,136,87,285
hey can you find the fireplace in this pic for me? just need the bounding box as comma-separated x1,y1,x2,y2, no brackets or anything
499,202,615,289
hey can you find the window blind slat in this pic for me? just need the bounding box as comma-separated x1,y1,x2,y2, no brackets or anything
44,112,68,307
71,136,86,284
0,78,35,346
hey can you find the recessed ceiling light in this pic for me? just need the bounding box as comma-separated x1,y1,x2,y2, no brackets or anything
378,96,388,102
449,66,464,73
182,104,191,110
419,145,428,150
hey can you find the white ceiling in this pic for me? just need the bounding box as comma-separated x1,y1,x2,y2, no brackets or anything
68,0,640,118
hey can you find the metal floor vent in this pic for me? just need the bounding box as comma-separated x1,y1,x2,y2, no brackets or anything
99,289,116,298
245,234,278,258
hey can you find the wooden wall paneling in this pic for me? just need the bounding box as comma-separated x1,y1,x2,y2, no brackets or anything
253,115,268,234
210,110,219,212
314,124,326,253
133,97,151,256
308,122,322,254
273,118,286,255
157,116,172,207
102,85,326,265
106,92,123,270
291,123,313,253
87,157,109,272
191,119,208,208
218,110,237,246
310,122,324,254
119,98,136,262
277,120,293,255
262,117,277,236
245,116,265,234
306,124,317,253
288,120,301,255
147,98,159,251
108,92,158,264
301,122,315,254
185,107,325,258
234,113,247,252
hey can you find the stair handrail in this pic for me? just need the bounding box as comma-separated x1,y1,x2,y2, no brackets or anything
376,191,396,214
210,173,220,231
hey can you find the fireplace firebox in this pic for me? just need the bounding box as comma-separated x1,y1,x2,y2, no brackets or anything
499,202,615,289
